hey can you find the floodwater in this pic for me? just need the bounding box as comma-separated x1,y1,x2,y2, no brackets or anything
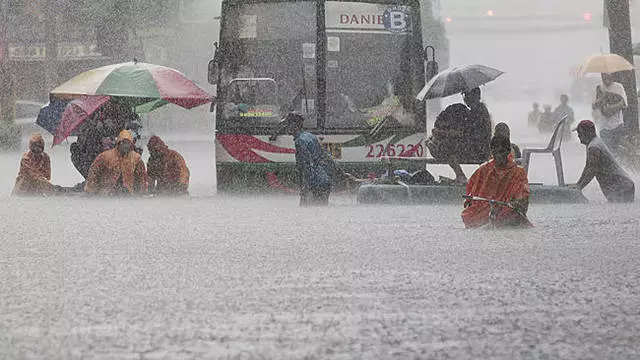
1,102,640,359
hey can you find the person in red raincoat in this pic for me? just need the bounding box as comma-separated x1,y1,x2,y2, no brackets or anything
13,133,53,195
462,136,531,228
147,135,190,195
84,130,148,196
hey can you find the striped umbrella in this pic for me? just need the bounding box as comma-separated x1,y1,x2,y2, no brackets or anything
50,61,212,109
416,64,504,101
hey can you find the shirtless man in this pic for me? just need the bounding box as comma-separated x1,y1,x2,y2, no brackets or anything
569,120,634,202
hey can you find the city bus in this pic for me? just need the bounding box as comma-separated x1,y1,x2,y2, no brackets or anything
208,0,446,192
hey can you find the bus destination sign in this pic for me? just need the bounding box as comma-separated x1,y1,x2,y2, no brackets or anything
326,2,412,33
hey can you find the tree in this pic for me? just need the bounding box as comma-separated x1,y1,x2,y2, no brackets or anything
606,0,639,133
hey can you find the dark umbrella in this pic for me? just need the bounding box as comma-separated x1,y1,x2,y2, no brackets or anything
416,64,504,101
36,100,70,135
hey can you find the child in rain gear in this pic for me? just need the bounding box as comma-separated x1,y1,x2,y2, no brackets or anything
147,135,190,195
13,133,53,195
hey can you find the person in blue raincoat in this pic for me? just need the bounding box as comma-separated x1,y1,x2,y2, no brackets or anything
281,112,353,206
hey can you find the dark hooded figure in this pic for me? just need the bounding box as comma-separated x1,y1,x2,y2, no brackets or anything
427,89,492,185
427,103,470,184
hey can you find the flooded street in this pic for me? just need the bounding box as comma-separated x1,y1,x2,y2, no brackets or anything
1,195,639,358
3,0,640,356
1,102,640,359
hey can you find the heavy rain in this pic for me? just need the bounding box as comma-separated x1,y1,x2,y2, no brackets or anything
1,0,639,358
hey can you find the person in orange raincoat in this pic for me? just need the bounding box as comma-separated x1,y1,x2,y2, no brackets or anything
462,136,531,228
85,130,148,196
13,133,53,195
146,135,190,195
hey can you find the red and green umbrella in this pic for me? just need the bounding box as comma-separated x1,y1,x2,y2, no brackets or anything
50,61,212,110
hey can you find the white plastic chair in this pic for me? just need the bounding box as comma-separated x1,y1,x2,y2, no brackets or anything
521,116,567,186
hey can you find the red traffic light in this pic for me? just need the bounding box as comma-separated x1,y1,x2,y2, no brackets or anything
583,12,593,21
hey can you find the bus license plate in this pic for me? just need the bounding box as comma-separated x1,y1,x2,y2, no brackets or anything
322,143,342,159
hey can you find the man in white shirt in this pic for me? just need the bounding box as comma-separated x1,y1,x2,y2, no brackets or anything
570,120,635,202
592,73,627,151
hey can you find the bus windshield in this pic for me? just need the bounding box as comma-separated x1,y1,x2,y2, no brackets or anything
217,0,424,131
324,1,424,130
218,1,317,129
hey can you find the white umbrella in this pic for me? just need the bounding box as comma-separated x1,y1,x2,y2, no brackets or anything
416,64,504,101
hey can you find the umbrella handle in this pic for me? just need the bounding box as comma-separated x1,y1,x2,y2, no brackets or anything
424,46,439,82
425,46,436,62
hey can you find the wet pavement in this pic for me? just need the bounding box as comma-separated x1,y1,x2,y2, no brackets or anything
1,110,640,359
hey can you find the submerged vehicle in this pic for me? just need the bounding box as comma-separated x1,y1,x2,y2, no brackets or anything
208,0,446,192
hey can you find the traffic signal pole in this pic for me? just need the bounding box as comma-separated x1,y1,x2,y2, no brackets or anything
606,0,639,133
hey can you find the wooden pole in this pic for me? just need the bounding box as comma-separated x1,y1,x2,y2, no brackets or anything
606,0,639,133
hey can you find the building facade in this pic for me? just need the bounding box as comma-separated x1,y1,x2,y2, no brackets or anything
2,0,217,102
